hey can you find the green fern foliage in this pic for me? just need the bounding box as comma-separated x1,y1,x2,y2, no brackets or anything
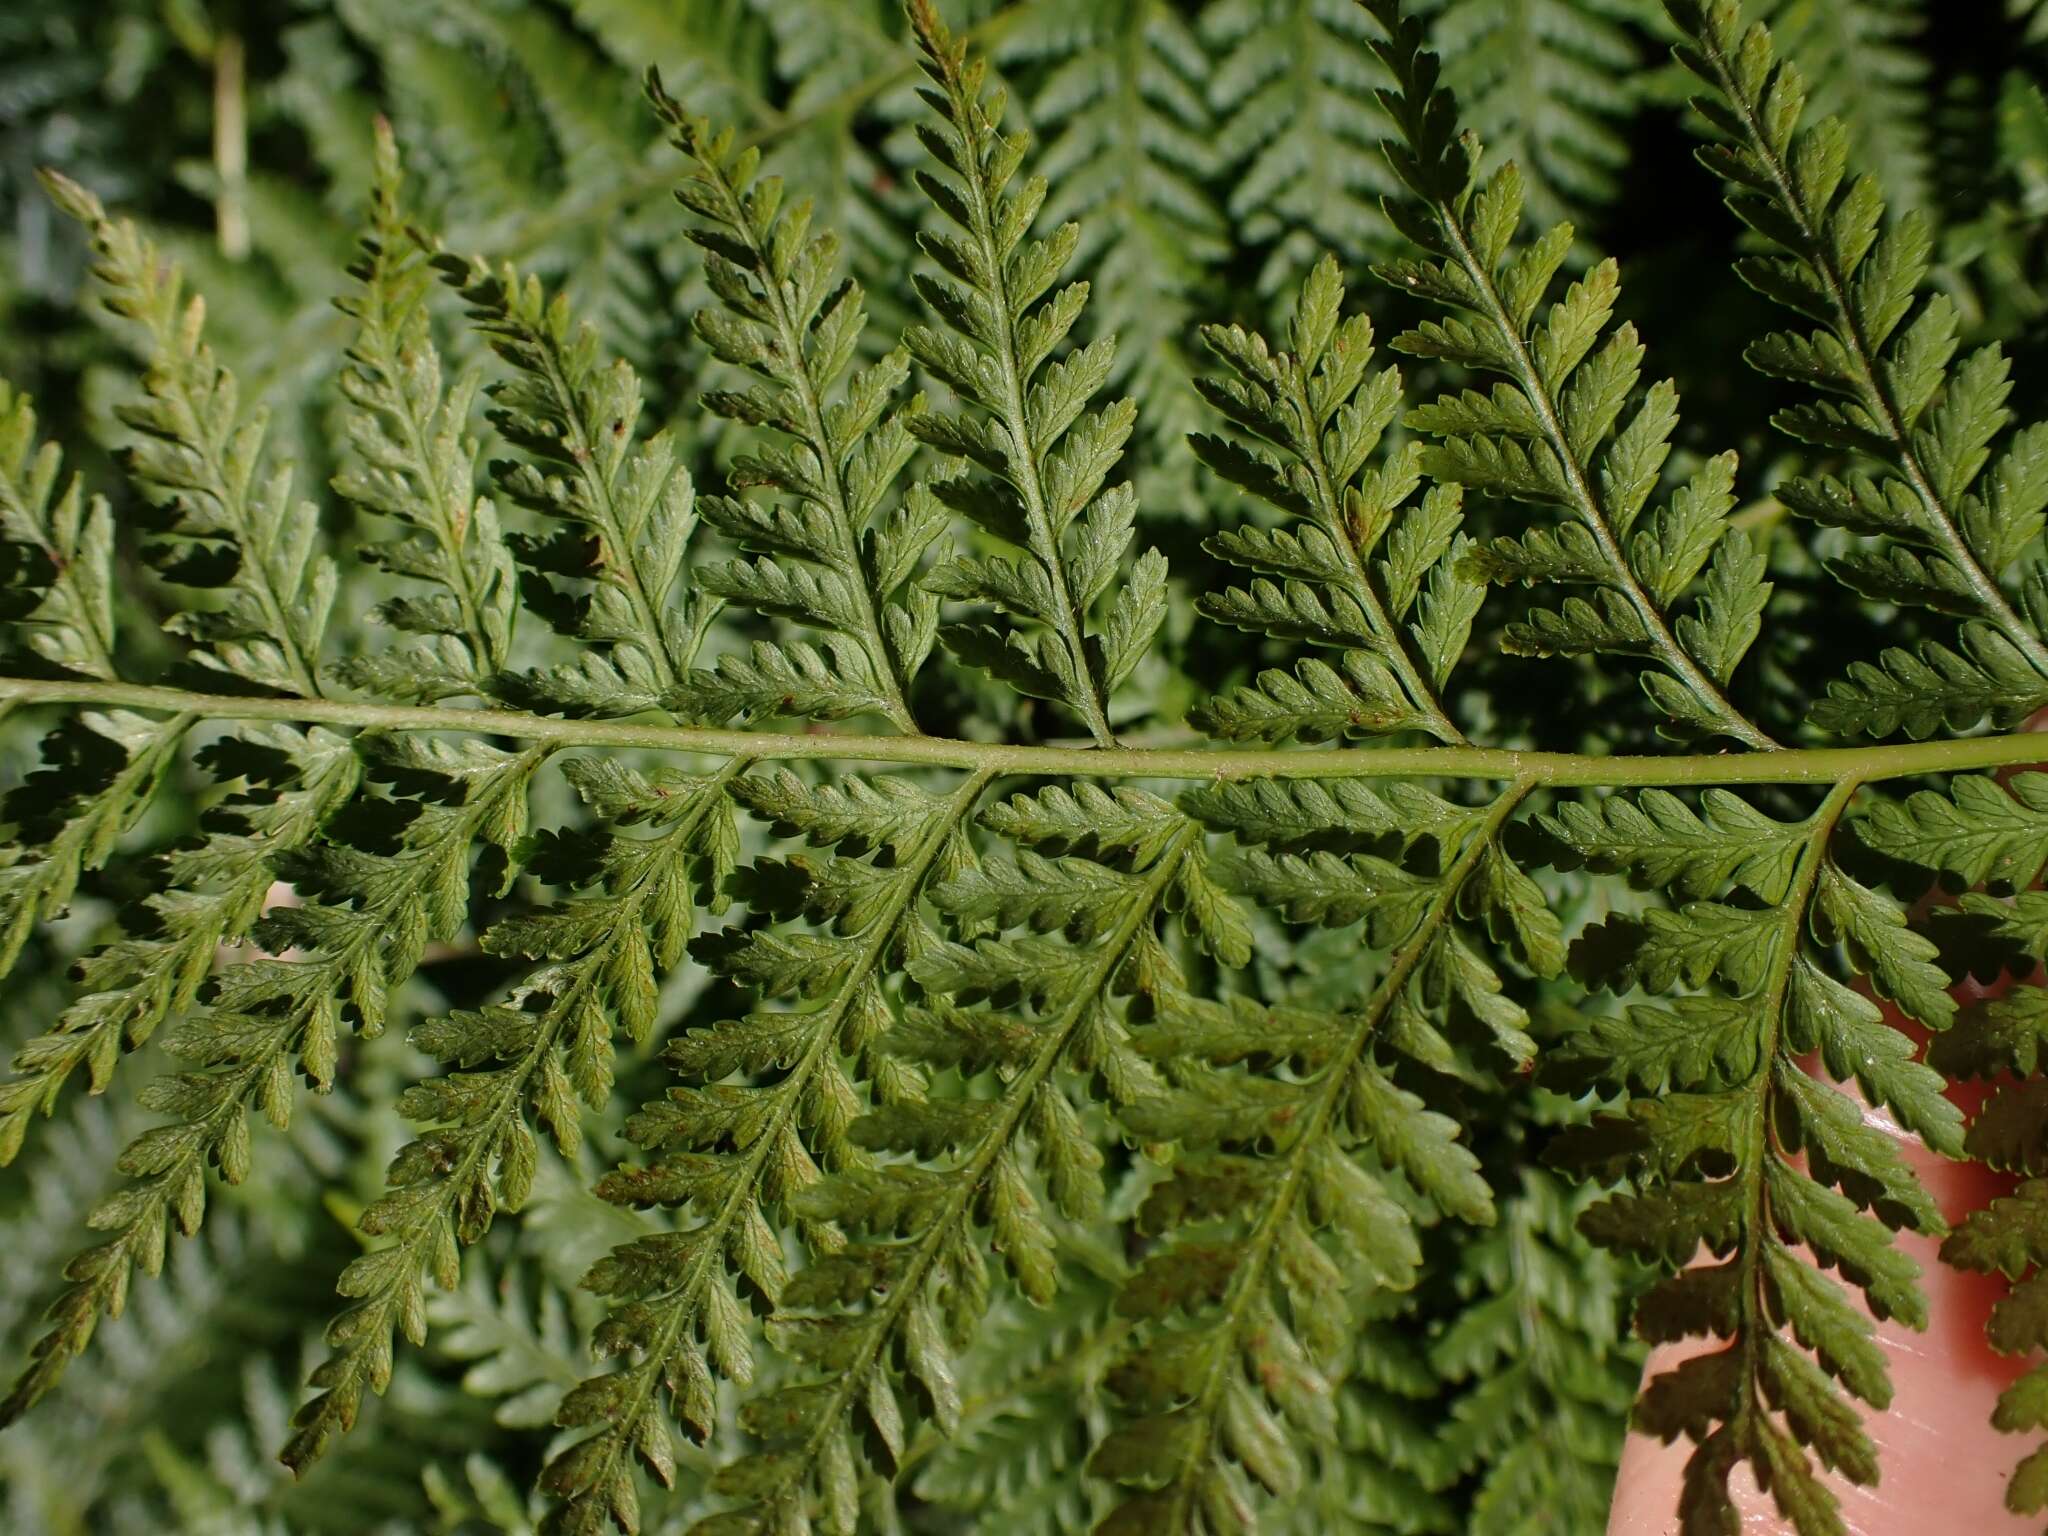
1432,1168,1643,1534
1189,253,1476,744
651,89,939,735
1670,0,2048,739
1863,768,2048,1521
900,0,1166,745
1421,0,1645,233
1749,0,1930,215
1364,0,1776,749
0,382,117,687
2,6,2048,1536
1001,0,1226,465
438,251,710,719
333,119,518,706
1543,776,1960,1534
1199,0,1403,295
540,764,982,1536
40,170,336,700
699,782,1242,1534
1089,777,1535,1532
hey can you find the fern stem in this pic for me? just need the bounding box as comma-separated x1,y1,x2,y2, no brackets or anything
1683,16,2048,686
1726,776,1859,1487
6,676,2043,786
1149,779,1529,1521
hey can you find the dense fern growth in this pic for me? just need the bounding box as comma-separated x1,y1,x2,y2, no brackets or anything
2,5,2047,1536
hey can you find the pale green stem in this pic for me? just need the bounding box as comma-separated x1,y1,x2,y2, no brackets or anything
4,677,2043,786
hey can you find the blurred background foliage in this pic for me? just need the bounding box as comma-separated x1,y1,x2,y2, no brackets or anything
1,1,2043,1532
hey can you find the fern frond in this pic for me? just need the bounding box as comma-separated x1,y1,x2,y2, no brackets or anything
902,0,1167,745
538,765,987,1536
1259,1327,1458,1534
437,254,712,718
571,0,776,132
758,1,944,334
1857,765,2048,1521
1,735,544,1427
907,1260,1124,1536
1541,776,1960,1534
1422,0,1644,233
0,379,118,683
1433,1168,1641,1535
39,171,334,699
699,787,1242,1535
10,7,2048,1532
440,0,651,184
649,88,939,734
0,240,356,1136
1747,0,1930,215
0,725,360,1163
1941,1169,2048,1521
333,119,518,705
284,753,738,1472
1361,4,1778,749
0,711,188,994
1669,0,2048,737
1001,0,1227,467
1087,779,1542,1532
429,1259,587,1431
1200,0,1403,295
1190,253,1476,744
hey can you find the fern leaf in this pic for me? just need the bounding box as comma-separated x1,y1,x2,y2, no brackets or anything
1200,0,1403,295
1088,780,1538,1532
538,765,986,1536
0,711,189,992
0,725,360,1162
1856,769,2048,889
1361,5,1777,748
1421,0,1645,233
333,119,518,704
1669,0,2048,736
1747,0,1930,215
39,171,334,698
1,739,546,1428
1001,0,1227,471
437,254,711,718
1433,1169,1642,1536
698,789,1236,1535
908,1271,1124,1536
1190,252,1475,744
1545,777,1959,1536
0,379,118,683
650,87,938,733
283,754,739,1473
901,0,1166,744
